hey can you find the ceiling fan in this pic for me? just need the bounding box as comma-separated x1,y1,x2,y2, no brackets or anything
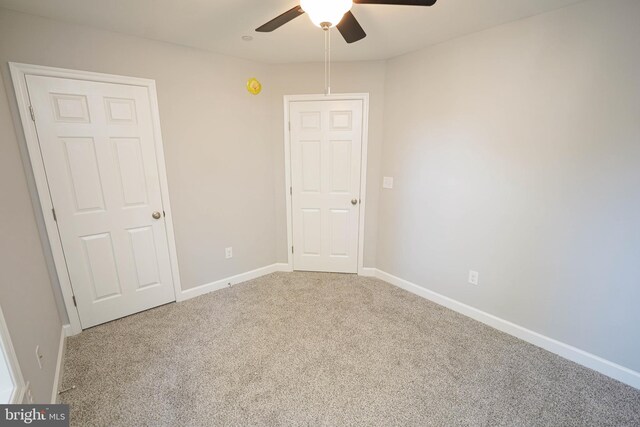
256,0,438,43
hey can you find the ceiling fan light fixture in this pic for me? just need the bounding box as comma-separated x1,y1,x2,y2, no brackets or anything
300,0,353,28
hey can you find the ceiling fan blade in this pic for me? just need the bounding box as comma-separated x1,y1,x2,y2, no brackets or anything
337,11,367,44
353,0,437,5
255,6,305,32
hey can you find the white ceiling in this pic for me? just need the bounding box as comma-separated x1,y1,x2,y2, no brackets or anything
0,0,586,63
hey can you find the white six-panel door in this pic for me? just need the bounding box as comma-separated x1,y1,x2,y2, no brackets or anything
26,75,175,328
290,100,364,273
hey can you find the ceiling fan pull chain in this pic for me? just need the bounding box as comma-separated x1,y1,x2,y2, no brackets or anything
328,27,332,95
324,26,327,95
324,26,330,95
322,23,332,96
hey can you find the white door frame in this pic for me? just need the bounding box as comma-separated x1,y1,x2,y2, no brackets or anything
283,93,370,275
9,63,182,335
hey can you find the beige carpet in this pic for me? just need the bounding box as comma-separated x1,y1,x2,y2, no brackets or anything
60,272,640,426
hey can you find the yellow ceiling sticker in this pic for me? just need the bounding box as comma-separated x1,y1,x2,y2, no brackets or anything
247,78,262,95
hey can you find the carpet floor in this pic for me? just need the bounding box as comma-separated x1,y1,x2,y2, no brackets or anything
60,272,640,426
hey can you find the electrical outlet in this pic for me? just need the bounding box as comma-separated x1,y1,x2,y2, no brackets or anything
225,247,233,259
468,270,479,285
35,345,43,369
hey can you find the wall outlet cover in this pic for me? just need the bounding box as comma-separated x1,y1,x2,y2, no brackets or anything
383,176,394,189
468,270,479,285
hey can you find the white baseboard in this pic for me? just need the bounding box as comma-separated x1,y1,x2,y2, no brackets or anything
51,326,67,403
178,263,291,302
66,323,81,336
62,324,74,337
13,383,26,404
374,269,640,390
274,262,293,273
359,267,376,277
19,382,29,404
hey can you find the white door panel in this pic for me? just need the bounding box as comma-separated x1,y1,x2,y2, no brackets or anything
26,75,175,328
290,100,363,273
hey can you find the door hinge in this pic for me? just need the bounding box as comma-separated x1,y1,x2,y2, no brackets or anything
52,208,57,222
72,295,77,307
29,105,35,121
290,186,292,196
288,122,291,131
292,246,294,254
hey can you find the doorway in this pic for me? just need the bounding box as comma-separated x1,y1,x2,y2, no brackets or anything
11,63,182,332
284,94,369,274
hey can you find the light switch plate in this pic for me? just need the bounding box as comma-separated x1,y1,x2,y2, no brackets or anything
383,176,394,189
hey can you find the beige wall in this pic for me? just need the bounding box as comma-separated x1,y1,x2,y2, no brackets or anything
269,61,386,267
0,75,62,403
377,0,640,372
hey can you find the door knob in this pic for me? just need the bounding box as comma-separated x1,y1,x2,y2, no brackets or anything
152,211,162,220
351,198,358,206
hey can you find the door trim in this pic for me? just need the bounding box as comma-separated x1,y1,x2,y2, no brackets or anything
9,63,182,335
283,93,370,274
